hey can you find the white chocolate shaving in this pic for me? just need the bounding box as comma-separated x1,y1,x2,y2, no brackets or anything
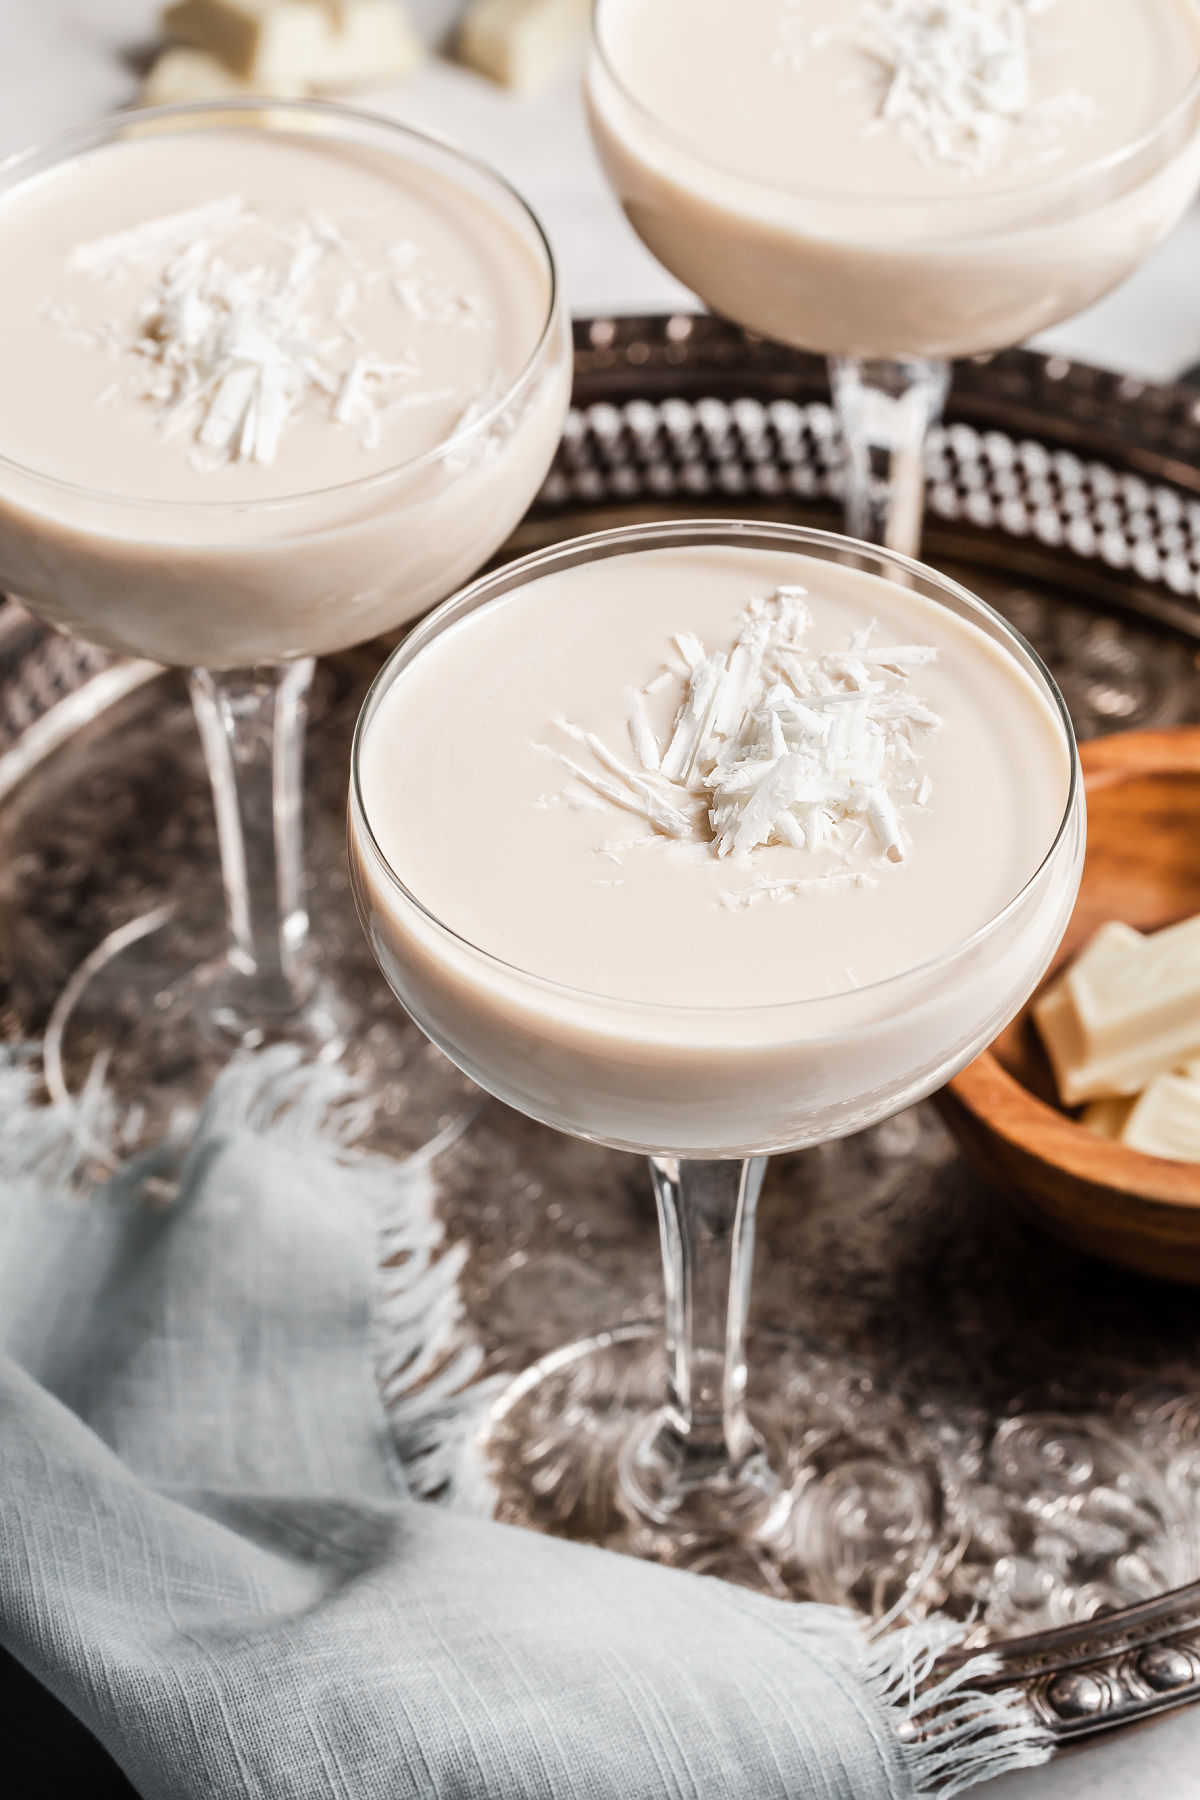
660,652,727,786
627,688,662,772
536,745,694,839
858,0,1089,171
69,197,248,273
543,587,942,898
61,200,491,468
720,871,879,911
444,370,522,472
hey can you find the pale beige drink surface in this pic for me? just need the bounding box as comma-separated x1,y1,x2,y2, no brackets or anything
0,129,549,501
0,122,568,667
360,546,1071,1010
588,0,1200,357
598,0,1199,201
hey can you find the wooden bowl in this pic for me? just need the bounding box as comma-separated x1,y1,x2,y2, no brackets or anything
942,725,1200,1284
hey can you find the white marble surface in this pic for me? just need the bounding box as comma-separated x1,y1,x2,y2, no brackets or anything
4,4,1200,1793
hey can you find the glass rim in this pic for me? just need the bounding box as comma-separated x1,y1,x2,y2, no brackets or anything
0,96,563,514
588,0,1200,219
350,517,1083,1021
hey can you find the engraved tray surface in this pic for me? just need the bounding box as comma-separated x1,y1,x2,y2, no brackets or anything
6,317,1200,1751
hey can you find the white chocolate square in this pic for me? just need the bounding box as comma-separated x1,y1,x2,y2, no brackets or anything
1121,1072,1200,1163
1068,910,1200,1060
162,0,424,88
1034,922,1147,1105
141,45,304,102
1081,1095,1136,1140
458,0,590,93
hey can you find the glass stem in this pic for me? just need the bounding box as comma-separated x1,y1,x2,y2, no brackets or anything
187,659,316,1023
829,355,950,557
623,1156,780,1530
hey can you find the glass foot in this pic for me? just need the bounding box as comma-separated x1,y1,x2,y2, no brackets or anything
475,1323,948,1612
43,904,480,1170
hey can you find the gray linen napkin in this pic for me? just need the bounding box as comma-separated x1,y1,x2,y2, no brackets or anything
0,1051,1050,1799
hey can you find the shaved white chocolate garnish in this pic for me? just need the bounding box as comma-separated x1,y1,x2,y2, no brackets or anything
70,198,247,273
863,645,939,671
559,784,605,813
546,586,942,895
61,201,491,468
674,631,706,672
443,368,528,472
660,652,727,785
857,0,1091,172
774,1,825,72
719,871,879,911
392,271,488,331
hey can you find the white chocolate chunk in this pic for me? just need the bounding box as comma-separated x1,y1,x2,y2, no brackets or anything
162,0,424,88
1067,912,1200,1059
1034,922,1142,1105
1034,919,1200,1105
1121,1073,1200,1164
457,0,590,94
1081,1095,1136,1140
141,44,304,103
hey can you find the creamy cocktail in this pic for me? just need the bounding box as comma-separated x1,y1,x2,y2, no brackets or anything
589,0,1200,360
354,536,1074,1153
0,100,570,1158
586,0,1200,551
350,522,1084,1577
0,115,568,668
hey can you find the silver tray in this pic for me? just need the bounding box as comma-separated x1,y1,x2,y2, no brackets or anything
5,315,1200,1753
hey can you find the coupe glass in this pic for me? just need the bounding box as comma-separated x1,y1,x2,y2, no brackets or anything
350,520,1085,1599
0,99,571,1163
585,2,1200,556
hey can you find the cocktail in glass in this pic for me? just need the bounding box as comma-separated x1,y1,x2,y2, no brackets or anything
0,98,571,1160
586,0,1200,555
350,519,1085,1594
